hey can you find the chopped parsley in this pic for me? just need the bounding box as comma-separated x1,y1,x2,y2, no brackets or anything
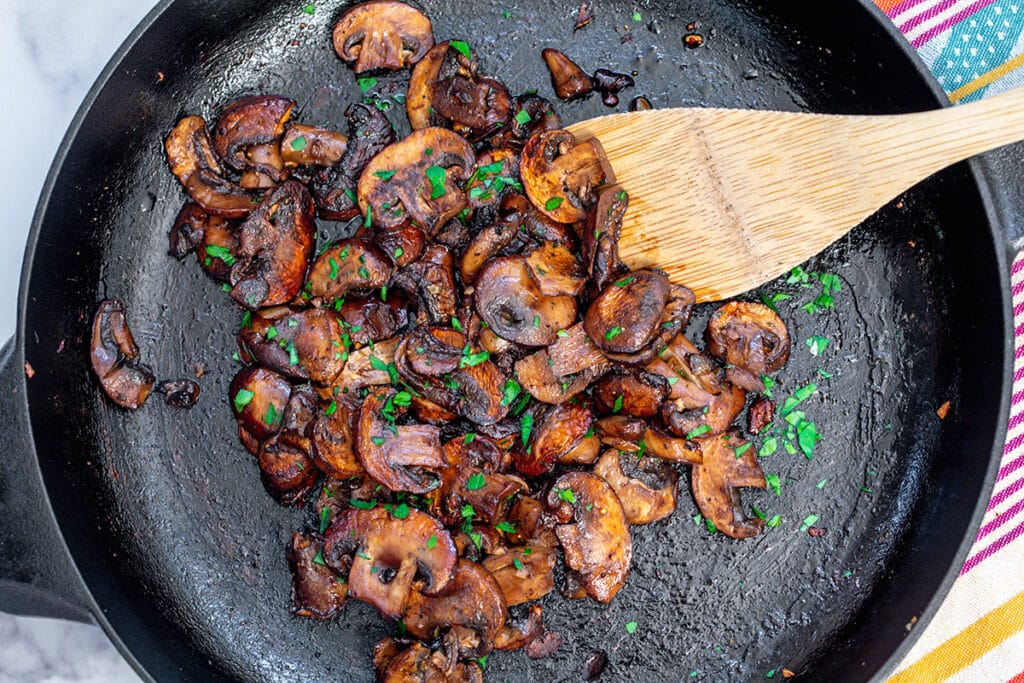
765,473,781,496
495,521,517,533
613,394,624,413
449,40,472,59
558,488,577,504
319,507,331,533
545,196,564,211
805,335,829,356
520,412,534,445
614,275,635,287
425,165,448,198
392,503,410,520
205,244,236,265
686,424,712,439
427,535,437,549
466,473,486,490
358,77,377,93
500,378,522,406
312,550,326,566
350,499,377,510
373,169,397,180
625,620,639,634
301,3,315,15
290,135,308,151
799,514,820,532
514,109,532,125
233,389,255,412
605,326,623,340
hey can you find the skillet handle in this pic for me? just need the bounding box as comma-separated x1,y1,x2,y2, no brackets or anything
976,141,1024,261
0,338,93,622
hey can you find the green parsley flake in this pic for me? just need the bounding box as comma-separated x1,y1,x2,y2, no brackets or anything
614,275,635,287
449,40,472,59
800,514,820,532
686,424,712,439
520,412,534,445
765,473,781,496
364,204,373,228
816,478,828,489
500,378,522,406
466,473,486,490
625,621,639,634
320,507,331,533
766,514,782,528
605,326,623,340
265,325,279,341
545,196,564,211
325,400,338,416
425,165,448,198
495,521,516,533
358,77,377,93
288,341,300,366
393,247,404,260
302,3,315,15
460,349,490,368
513,557,524,570
233,388,255,412
371,436,386,446
705,517,717,533
556,329,569,338
515,109,532,125
427,535,437,549
613,394,624,413
558,488,577,504
464,433,476,444
205,244,236,265
374,169,397,180
312,550,326,566
392,503,410,520
350,499,377,510
264,403,279,426
806,335,830,356
733,442,752,458
290,135,308,151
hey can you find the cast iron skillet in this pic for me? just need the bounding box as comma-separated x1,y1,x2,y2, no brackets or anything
0,0,1019,680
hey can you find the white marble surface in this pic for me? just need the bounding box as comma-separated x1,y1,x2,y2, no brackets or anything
0,2,154,680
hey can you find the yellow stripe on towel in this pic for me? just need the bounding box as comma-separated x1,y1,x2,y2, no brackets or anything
889,591,1024,683
949,52,1024,102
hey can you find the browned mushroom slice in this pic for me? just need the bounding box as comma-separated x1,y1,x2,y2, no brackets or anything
545,323,610,378
407,42,465,130
238,307,346,385
332,0,434,73
592,68,635,107
391,245,458,325
195,212,240,282
230,181,315,310
433,75,512,142
542,48,594,100
526,242,586,297
585,270,670,354
602,283,696,366
482,546,557,606
90,299,155,410
521,129,614,223
287,532,347,619
213,95,295,177
593,450,679,525
514,350,607,405
258,438,317,503
238,143,285,190
643,427,703,465
356,387,446,494
748,396,775,435
376,224,426,268
661,381,746,439
165,116,260,217
691,433,766,539
582,185,629,291
280,124,348,168
311,400,364,479
706,301,791,392
377,640,483,683
489,94,563,150
465,149,520,210
323,506,457,620
338,293,410,346
230,366,292,443
307,238,392,304
157,380,201,408
358,127,475,233
474,257,577,347
334,337,400,400
435,438,527,524
514,401,595,477
546,471,631,602
312,103,395,221
647,333,722,408
169,203,208,259
404,559,507,657
591,370,670,418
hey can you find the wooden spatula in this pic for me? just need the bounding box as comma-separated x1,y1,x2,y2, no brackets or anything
567,88,1024,303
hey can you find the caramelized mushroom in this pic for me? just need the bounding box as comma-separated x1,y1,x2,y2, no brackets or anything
335,337,401,399
407,42,465,130
323,506,457,619
195,211,240,282
356,387,446,493
493,604,545,651
230,181,316,309
546,471,631,602
592,69,635,107
230,366,292,443
307,238,393,304
520,130,614,223
287,532,347,619
514,349,608,405
706,301,790,392
258,437,317,502
404,559,507,657
169,203,208,259
165,116,259,217
542,49,593,100
212,95,295,178
582,185,629,290
474,257,577,347
338,294,410,346
585,270,670,354
238,307,346,385
377,640,483,683
376,224,427,267
748,396,775,435
482,546,557,606
660,381,746,439
311,401,364,479
156,379,201,408
433,74,511,142
391,245,459,325
312,103,395,221
515,401,596,477
691,433,766,539
281,124,348,168
593,450,678,525
602,283,695,366
526,242,586,297
433,436,526,524
489,95,563,150
90,299,155,410
591,370,669,418
332,0,434,73
358,127,475,233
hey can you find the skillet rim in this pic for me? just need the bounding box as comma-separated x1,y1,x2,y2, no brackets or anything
12,0,1011,680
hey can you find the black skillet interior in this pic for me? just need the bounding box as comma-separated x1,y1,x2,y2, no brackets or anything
19,0,1009,680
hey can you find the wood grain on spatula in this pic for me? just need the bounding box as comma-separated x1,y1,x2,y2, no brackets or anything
568,88,1024,303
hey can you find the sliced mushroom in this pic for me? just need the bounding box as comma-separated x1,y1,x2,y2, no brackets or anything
515,400,596,477
323,506,457,619
660,381,746,439
306,238,393,304
521,130,614,223
195,211,240,282
311,400,364,480
164,116,260,217
514,349,608,405
238,307,346,385
332,0,434,73
230,366,293,443
591,370,669,418
545,322,610,379
465,149,520,210
281,124,349,168
358,127,475,233
404,559,507,657
505,496,559,549
593,450,678,525
433,74,511,142
542,49,593,100
602,283,696,366
646,333,722,408
391,245,459,325
407,42,466,130
582,185,629,291
356,387,446,493
338,293,410,346
482,546,557,606
90,299,155,410
376,224,426,267
433,436,526,524
546,471,631,602
493,604,545,651
526,242,586,297
706,301,790,392
691,433,766,539
334,336,400,400
169,203,208,259
376,640,483,683
474,256,577,347
748,396,775,435
312,103,395,221
287,532,348,620
213,95,295,177
257,437,317,504
489,94,563,150
585,270,670,354
230,181,316,309
643,427,702,465
592,68,635,107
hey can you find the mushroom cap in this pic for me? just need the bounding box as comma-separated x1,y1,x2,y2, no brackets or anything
516,401,595,477
213,95,295,174
165,116,259,218
706,301,791,392
585,270,671,354
482,546,557,607
323,506,457,620
281,124,349,168
593,449,679,525
311,401,365,480
356,387,446,494
542,48,594,100
238,307,346,385
287,532,347,620
520,129,615,224
690,433,767,539
306,238,393,304
229,366,292,442
332,0,435,73
591,370,670,418
546,471,632,602
90,299,155,410
474,256,577,348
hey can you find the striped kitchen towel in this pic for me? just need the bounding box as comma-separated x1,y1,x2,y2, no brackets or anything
878,1,1024,677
